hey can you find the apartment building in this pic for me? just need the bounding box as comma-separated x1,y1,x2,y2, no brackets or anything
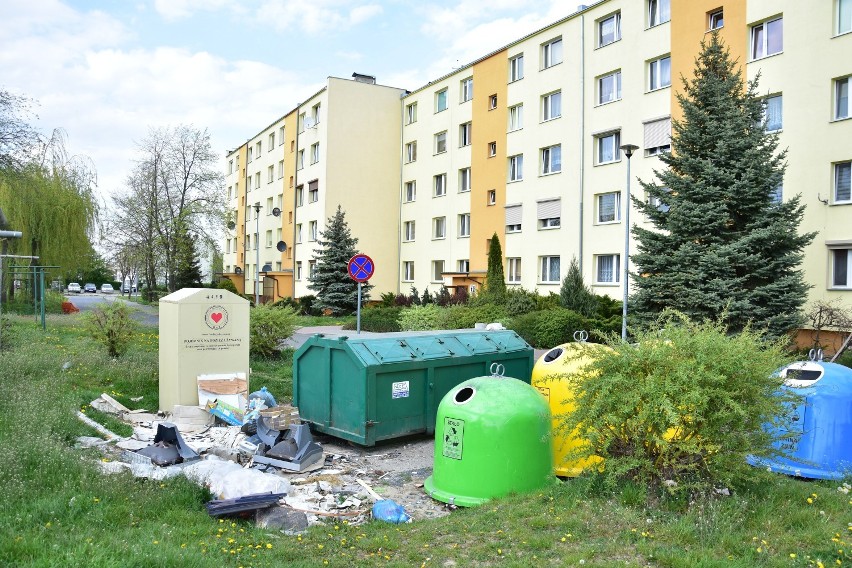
223,75,406,301
224,0,851,315
399,0,852,308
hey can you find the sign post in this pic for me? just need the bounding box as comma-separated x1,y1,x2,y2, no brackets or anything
347,254,374,334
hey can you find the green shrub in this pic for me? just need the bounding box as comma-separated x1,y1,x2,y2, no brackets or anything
217,278,239,294
345,306,402,332
559,311,797,497
250,304,297,358
437,304,510,330
398,304,444,331
379,292,397,307
535,292,562,311
837,349,852,369
44,290,65,314
83,302,137,357
297,295,320,316
504,287,539,317
510,308,588,348
271,296,299,310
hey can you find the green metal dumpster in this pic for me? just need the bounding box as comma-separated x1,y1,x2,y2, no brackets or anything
292,330,534,446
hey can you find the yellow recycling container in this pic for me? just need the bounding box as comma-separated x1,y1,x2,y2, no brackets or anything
531,342,610,477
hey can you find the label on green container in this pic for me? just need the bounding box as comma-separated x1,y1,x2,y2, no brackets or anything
442,417,465,460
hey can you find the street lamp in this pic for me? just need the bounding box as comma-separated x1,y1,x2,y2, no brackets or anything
619,143,639,342
253,203,262,306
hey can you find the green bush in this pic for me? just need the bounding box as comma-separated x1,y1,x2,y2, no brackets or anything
837,349,852,369
345,306,402,332
398,304,444,331
44,290,65,314
83,302,137,357
271,296,299,310
217,278,239,294
437,304,510,330
535,292,562,311
504,287,539,317
297,295,320,316
510,308,588,348
250,304,297,358
559,311,797,497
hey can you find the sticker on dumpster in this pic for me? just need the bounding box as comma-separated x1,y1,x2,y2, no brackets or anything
392,381,410,399
442,417,465,460
535,386,550,402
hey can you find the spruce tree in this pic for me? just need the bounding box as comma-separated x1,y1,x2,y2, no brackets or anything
632,33,815,339
484,232,506,299
560,256,598,318
173,222,202,289
308,205,371,315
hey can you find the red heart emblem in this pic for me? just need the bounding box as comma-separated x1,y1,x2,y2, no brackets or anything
211,312,223,323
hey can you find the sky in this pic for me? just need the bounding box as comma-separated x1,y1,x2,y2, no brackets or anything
0,0,581,211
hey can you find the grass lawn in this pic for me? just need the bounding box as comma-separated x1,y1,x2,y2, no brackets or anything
0,314,849,567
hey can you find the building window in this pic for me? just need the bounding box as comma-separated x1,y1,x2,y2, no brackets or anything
403,221,415,242
310,143,320,164
509,104,523,131
297,149,304,170
836,161,851,203
507,258,521,283
508,154,524,182
460,122,472,147
598,12,621,47
268,132,275,149
598,71,622,104
489,94,498,110
542,91,562,121
308,180,319,203
709,9,724,30
295,186,303,207
248,147,253,162
227,186,232,200
296,261,302,280
540,256,561,283
459,168,471,192
309,221,317,241
295,224,302,243
266,197,274,215
648,0,670,27
537,199,560,229
505,204,522,233
488,141,497,157
265,230,273,247
433,217,446,239
458,213,471,237
832,248,852,288
542,37,563,69
312,103,321,125
763,94,783,131
596,254,620,284
275,261,281,271
435,88,448,112
541,145,562,174
405,141,417,163
835,76,850,120
751,17,783,60
406,102,418,124
309,260,316,279
256,141,262,156
596,131,621,164
435,131,447,154
649,56,671,90
644,117,672,156
278,126,284,145
771,183,783,204
458,259,470,273
434,173,447,197
404,181,416,202
839,0,852,34
267,165,274,183
277,160,284,179
403,261,414,282
461,77,473,102
597,192,621,223
228,159,234,174
255,172,260,189
488,190,496,205
298,113,306,133
509,54,524,82
432,260,445,282
539,218,560,229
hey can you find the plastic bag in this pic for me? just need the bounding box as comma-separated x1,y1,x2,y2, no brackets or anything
371,499,411,524
249,386,277,408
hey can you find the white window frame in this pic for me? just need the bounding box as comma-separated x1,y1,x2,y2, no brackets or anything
309,260,316,279
763,94,783,132
296,261,302,280
541,37,563,69
595,254,621,284
435,131,447,154
542,91,562,121
268,132,275,149
405,141,417,163
310,142,320,164
597,192,621,223
295,186,304,207
709,9,724,30
403,221,416,242
750,17,783,60
278,126,285,146
488,141,497,157
277,160,284,179
433,217,446,239
539,256,561,283
432,260,445,282
831,248,852,288
312,103,321,125
539,217,560,230
596,131,621,165
509,104,523,132
649,56,671,91
835,161,851,203
434,173,447,197
488,190,497,205
309,221,317,241
509,54,524,82
489,94,497,110
507,258,521,283
404,181,416,202
459,168,471,193
597,71,622,105
265,230,273,247
297,149,304,170
835,76,850,120
267,165,274,183
458,259,470,273
598,12,622,47
308,182,319,203
839,0,852,35
461,77,473,103
403,261,415,282
458,213,471,238
508,154,524,182
435,88,448,112
648,0,670,27
460,122,472,147
541,144,562,175
406,102,418,124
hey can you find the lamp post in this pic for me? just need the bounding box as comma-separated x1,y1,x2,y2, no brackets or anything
253,203,262,306
619,143,639,342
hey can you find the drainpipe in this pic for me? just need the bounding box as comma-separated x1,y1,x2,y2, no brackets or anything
578,12,586,273
396,93,406,295
292,107,301,299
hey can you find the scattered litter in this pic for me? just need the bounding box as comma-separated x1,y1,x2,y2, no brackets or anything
197,373,247,409
205,492,286,517
61,361,73,371
170,405,214,433
371,499,412,524
76,411,121,441
252,424,323,472
75,436,109,448
249,386,277,408
183,456,291,500
206,399,244,426
135,422,200,466
130,396,144,402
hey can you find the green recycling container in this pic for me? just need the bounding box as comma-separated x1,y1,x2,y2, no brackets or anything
293,330,534,446
424,375,553,507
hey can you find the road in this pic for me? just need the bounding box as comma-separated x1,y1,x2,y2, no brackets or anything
64,292,159,327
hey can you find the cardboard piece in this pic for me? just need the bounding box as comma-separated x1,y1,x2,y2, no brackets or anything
198,373,248,408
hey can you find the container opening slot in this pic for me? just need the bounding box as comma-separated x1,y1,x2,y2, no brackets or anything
454,387,475,404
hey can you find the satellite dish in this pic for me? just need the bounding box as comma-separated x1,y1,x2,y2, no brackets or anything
272,207,281,217
261,264,272,273
227,221,236,230
276,241,287,252
304,116,316,129
234,267,243,275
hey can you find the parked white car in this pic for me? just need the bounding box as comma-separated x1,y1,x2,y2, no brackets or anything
67,282,81,294
101,283,114,294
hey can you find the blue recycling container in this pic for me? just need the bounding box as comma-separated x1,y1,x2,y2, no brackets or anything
753,360,852,480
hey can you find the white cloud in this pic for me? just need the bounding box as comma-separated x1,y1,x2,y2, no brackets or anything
153,0,229,21
255,0,383,34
